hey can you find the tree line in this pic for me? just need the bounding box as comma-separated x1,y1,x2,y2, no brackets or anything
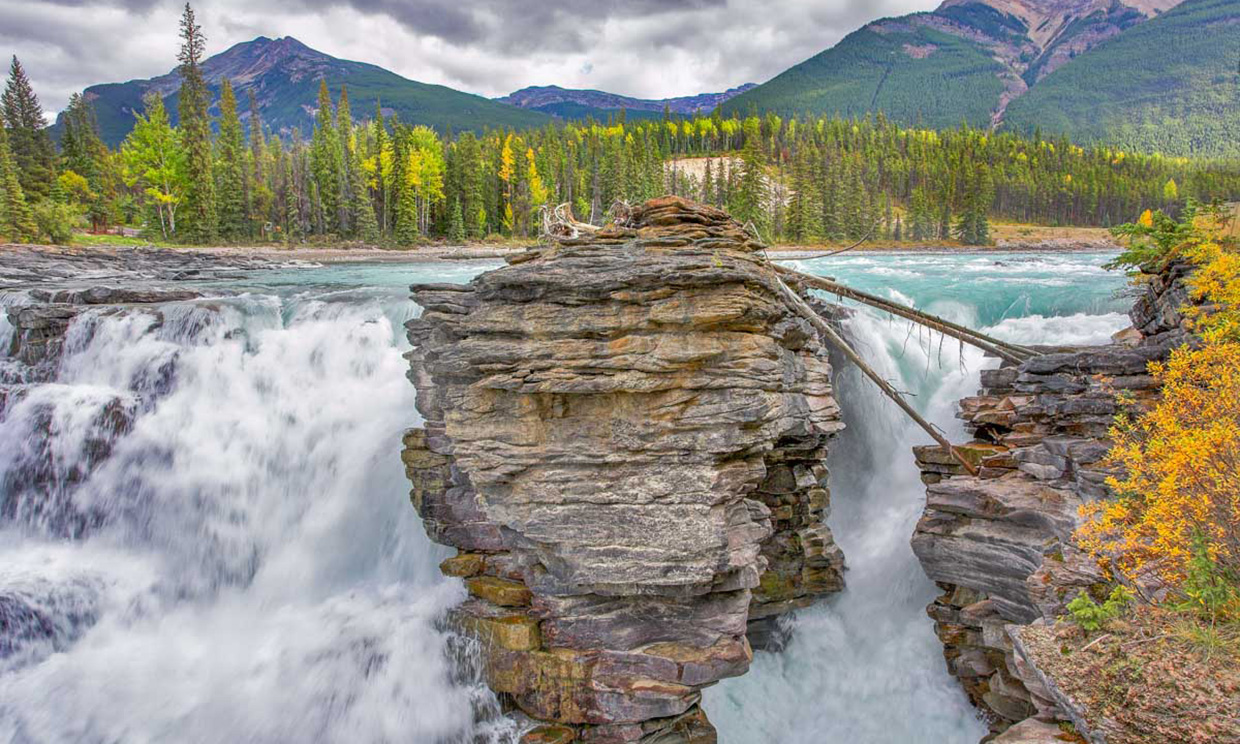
3,3,1240,247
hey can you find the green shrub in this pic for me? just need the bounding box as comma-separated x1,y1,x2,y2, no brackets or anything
1068,585,1133,631
1177,532,1240,624
32,200,83,245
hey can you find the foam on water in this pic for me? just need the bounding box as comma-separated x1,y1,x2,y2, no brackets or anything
706,252,1128,743
0,253,1129,743
0,271,518,744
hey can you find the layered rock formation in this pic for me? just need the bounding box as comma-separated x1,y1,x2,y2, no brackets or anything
403,197,845,741
911,261,1193,740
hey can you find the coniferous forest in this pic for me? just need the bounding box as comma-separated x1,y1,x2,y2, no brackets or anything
3,5,1240,248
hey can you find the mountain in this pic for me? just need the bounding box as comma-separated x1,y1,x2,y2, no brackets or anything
64,36,549,148
1003,0,1240,157
497,84,758,121
721,0,1184,130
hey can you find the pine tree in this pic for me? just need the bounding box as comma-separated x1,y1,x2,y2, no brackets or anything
447,197,465,242
214,79,247,240
730,131,768,236
0,121,37,240
309,80,342,235
456,132,485,239
395,178,418,245
2,56,56,201
248,90,270,238
177,3,216,242
335,85,353,234
59,93,110,232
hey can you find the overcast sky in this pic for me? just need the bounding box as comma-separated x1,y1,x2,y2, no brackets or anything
3,0,940,117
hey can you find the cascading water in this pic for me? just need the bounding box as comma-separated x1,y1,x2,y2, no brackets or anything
0,267,518,743
706,252,1130,742
0,253,1129,743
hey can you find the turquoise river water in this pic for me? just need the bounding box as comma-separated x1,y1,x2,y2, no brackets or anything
0,252,1130,743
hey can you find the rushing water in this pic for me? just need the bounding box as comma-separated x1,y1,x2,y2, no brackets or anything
707,252,1130,743
0,252,1129,743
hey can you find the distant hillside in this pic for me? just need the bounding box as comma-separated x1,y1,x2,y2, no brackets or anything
498,84,757,121
1003,0,1240,158
722,0,1185,130
62,36,549,147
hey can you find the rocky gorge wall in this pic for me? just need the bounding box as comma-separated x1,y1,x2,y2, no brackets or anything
911,261,1194,742
402,197,846,742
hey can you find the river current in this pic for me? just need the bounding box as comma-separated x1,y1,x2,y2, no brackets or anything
0,252,1129,743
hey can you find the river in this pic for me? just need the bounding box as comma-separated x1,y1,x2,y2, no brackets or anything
0,252,1129,743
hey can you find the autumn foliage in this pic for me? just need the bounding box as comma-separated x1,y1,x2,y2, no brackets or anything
1080,204,1240,616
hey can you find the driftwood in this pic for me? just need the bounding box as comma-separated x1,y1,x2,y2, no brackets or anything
773,276,980,476
775,264,1036,365
541,203,601,240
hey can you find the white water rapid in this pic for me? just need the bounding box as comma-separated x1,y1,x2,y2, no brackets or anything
0,253,1129,743
0,273,519,744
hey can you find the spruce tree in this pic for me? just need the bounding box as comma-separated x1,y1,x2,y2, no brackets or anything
58,93,109,231
177,3,216,242
395,180,418,245
0,121,37,240
447,197,465,242
214,79,246,240
309,80,342,234
2,56,56,201
730,132,768,236
248,90,269,238
335,85,353,234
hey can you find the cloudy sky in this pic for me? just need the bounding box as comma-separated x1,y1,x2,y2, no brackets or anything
4,0,940,116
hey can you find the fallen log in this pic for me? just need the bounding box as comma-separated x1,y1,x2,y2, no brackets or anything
773,276,980,476
774,264,1036,365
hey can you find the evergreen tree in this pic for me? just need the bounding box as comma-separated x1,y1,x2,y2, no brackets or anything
214,79,247,240
394,177,418,245
177,3,216,242
2,56,56,200
58,93,110,232
447,197,465,242
730,124,768,236
310,80,342,234
0,121,37,240
248,90,271,238
335,85,353,234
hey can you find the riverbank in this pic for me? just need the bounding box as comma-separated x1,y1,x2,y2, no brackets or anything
8,232,1119,271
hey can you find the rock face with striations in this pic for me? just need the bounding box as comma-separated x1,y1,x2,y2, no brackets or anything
402,197,845,741
910,261,1194,740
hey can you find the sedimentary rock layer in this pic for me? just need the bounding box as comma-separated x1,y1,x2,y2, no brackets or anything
403,197,845,741
911,260,1192,739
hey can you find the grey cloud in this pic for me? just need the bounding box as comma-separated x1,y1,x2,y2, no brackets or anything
1,0,938,115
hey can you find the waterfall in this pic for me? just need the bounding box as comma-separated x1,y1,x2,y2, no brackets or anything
0,254,1128,743
0,288,518,743
705,254,1130,743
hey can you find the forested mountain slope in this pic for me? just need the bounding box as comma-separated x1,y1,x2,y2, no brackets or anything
61,36,549,147
1002,0,1240,157
721,0,1185,132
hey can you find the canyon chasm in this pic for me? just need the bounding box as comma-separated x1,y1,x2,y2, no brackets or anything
400,196,1168,743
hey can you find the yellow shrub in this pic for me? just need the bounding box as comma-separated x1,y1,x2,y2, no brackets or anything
1080,210,1240,589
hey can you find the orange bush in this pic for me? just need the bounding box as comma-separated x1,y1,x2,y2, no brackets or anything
1079,207,1240,593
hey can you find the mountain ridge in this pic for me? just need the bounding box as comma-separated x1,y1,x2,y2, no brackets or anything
497,83,758,118
65,36,549,147
721,0,1189,130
